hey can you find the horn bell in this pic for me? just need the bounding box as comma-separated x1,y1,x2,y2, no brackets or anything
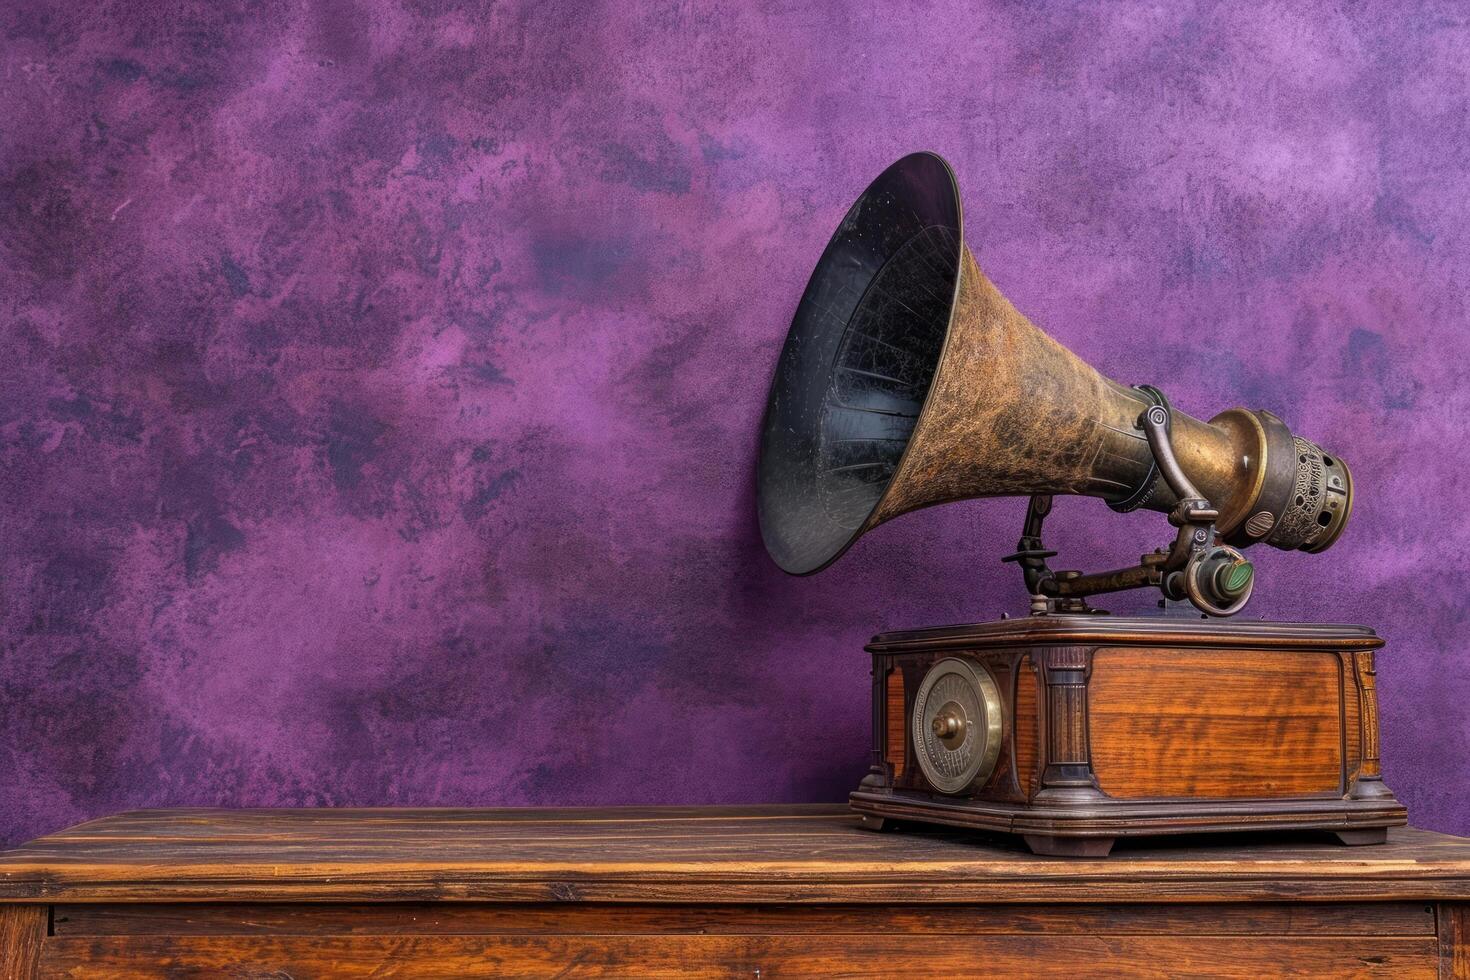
757,152,1353,576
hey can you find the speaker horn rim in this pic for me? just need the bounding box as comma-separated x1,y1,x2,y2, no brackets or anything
756,151,966,575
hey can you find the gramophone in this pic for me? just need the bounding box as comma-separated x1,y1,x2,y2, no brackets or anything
758,152,1405,856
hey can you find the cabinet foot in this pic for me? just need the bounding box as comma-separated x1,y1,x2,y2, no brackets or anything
1333,828,1388,846
1023,835,1115,857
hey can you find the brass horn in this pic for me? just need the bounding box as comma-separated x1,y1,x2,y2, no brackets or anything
757,152,1352,616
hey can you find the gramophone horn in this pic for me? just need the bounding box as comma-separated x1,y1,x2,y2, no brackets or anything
757,152,1352,578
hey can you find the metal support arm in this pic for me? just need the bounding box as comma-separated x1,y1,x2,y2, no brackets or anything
1003,395,1256,617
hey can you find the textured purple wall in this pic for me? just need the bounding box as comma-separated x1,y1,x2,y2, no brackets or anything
2,0,1467,847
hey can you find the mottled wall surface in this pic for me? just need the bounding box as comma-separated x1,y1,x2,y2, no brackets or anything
2,0,1467,846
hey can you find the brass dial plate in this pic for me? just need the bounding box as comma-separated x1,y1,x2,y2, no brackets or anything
911,657,1003,795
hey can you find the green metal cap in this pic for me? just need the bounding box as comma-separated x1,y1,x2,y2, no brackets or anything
1212,558,1254,599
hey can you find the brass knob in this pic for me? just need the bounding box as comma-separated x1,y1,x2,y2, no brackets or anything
931,710,963,739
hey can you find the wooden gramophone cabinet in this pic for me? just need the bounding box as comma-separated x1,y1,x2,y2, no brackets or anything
850,615,1406,857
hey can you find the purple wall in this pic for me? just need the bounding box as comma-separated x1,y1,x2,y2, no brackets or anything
2,0,1467,847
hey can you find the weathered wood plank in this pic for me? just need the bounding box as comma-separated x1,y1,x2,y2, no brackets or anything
3,807,1470,904
37,934,1438,978
51,901,1437,937
7,807,1469,976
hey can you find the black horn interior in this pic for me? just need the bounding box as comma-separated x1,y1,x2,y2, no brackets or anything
757,152,963,575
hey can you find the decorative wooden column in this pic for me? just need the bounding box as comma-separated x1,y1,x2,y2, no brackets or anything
1032,646,1105,803
1348,650,1394,802
857,655,891,799
1024,645,1112,856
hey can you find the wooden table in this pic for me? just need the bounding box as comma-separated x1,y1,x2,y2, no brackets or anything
1,805,1468,977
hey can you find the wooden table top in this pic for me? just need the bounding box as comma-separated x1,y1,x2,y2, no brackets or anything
2,804,1469,904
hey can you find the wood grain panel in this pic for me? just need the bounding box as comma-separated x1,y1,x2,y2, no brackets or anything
885,668,905,778
51,902,1436,937
1441,903,1470,979
37,934,1437,978
1014,654,1037,798
1090,648,1343,799
1,905,46,979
